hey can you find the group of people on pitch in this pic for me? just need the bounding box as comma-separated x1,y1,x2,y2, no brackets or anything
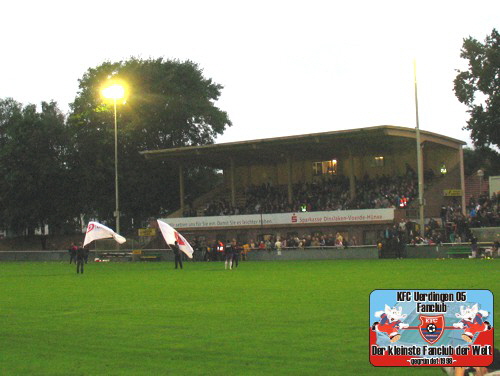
169,239,240,270
221,239,240,270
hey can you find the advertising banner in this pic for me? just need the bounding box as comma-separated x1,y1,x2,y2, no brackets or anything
161,208,394,229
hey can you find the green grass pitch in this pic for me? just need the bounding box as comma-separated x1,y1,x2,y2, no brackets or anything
0,259,498,375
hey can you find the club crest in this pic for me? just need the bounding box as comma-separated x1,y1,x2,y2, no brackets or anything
418,314,445,344
174,231,185,245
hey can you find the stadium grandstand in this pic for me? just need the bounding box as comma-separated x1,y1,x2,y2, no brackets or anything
141,125,465,246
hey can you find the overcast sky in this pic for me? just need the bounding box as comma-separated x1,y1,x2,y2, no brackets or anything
2,0,498,146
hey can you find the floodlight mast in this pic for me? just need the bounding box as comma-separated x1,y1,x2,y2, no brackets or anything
101,84,126,234
413,60,425,236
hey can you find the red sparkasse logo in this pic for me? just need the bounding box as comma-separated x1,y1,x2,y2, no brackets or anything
291,214,297,223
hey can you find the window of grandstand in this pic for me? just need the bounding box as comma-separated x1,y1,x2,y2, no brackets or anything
313,159,337,176
371,156,385,167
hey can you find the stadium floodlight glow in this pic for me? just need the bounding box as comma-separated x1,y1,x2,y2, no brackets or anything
101,81,127,235
102,84,125,100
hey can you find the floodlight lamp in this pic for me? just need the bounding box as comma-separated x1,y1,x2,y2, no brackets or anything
102,84,125,100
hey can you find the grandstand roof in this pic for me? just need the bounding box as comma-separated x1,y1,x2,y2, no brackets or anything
141,125,466,168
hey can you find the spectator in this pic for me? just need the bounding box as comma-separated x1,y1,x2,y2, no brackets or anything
351,235,358,246
68,242,77,264
470,236,478,258
275,238,282,255
335,232,343,247
242,241,251,261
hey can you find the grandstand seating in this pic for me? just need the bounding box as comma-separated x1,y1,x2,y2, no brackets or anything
180,174,420,218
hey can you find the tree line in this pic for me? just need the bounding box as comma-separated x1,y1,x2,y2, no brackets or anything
0,58,231,236
1,28,499,236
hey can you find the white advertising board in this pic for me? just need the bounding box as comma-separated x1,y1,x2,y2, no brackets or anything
161,208,394,229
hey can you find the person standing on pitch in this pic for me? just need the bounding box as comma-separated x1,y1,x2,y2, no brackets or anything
232,239,241,268
68,242,77,264
76,243,85,274
224,239,234,270
84,244,90,264
171,241,183,269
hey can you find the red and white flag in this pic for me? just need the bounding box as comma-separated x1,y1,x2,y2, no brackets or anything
157,219,194,259
83,221,126,247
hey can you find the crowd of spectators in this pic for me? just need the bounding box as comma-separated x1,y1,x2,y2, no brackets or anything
252,232,359,249
430,193,500,244
196,174,417,217
466,193,500,227
188,195,500,261
189,232,359,261
198,198,236,217
184,169,500,250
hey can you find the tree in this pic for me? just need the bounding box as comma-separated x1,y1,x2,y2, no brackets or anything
454,29,500,149
68,58,231,232
0,99,74,235
463,147,500,178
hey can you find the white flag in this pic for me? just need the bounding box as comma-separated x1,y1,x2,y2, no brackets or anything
83,221,126,247
157,219,194,259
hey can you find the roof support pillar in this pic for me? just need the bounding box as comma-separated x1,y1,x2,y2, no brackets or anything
179,164,185,215
230,157,236,208
348,150,356,200
287,155,293,205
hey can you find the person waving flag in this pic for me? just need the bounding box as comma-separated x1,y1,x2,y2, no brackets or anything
157,219,194,259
